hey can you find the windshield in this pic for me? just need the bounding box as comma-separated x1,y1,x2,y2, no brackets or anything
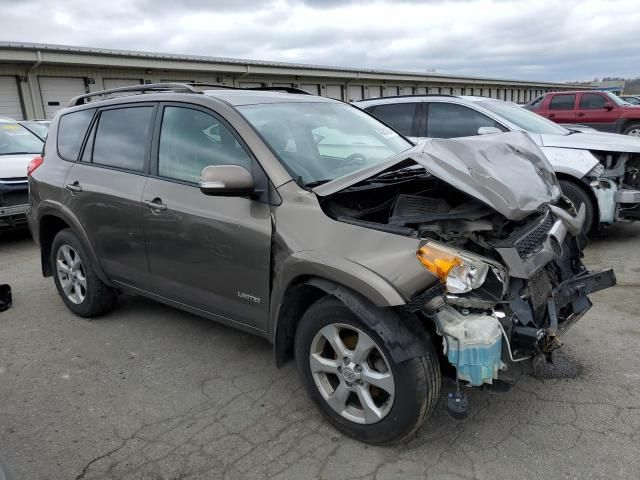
478,100,570,135
237,102,412,185
607,92,631,106
0,122,44,155
20,121,50,140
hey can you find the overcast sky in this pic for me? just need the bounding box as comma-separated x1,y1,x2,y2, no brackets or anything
0,0,637,82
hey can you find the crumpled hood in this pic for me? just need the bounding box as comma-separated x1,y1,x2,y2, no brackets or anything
540,131,640,153
314,131,561,221
0,154,33,179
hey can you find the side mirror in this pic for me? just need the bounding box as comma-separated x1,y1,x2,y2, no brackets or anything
199,165,254,196
478,126,502,135
604,102,614,111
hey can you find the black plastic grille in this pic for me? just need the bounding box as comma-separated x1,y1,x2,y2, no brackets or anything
528,268,553,321
514,213,554,259
0,191,28,207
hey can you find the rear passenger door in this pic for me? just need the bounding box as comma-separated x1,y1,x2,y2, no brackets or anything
424,102,506,139
141,104,272,331
546,94,577,124
64,103,156,287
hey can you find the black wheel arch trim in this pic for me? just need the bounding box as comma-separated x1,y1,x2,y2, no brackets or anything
273,276,435,367
36,201,112,286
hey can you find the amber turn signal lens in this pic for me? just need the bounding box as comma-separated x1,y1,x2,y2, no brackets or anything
416,245,463,282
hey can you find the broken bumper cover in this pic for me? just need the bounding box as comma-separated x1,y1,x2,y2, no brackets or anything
512,267,616,357
553,268,616,318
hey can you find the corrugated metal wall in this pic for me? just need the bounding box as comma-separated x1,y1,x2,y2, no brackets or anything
0,63,557,120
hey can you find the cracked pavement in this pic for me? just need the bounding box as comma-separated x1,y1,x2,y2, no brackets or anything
1,224,639,480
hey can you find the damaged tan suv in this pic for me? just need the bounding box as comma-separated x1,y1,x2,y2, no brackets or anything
27,84,616,444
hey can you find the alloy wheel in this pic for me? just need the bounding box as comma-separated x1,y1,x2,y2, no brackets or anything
309,323,395,424
56,245,87,305
628,128,640,137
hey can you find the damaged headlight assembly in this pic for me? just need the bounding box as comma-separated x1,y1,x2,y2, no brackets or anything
416,242,505,296
416,242,509,395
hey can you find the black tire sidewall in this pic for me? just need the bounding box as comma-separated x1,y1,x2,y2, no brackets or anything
559,179,595,233
623,123,640,136
294,297,436,445
50,229,113,317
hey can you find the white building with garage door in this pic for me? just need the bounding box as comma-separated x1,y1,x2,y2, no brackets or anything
0,42,586,120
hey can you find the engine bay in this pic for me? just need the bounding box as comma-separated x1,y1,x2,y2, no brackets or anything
319,161,555,260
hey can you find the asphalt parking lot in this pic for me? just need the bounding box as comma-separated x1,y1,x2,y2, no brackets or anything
1,225,639,480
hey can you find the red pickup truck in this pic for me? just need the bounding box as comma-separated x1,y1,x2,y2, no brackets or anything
525,90,640,136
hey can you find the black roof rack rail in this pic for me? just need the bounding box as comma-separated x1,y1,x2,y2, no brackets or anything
68,83,203,106
355,93,460,102
69,82,311,107
185,83,311,95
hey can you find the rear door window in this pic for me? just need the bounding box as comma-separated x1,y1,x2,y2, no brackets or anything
549,94,576,110
369,103,418,136
426,103,505,138
57,109,95,161
92,106,154,172
579,93,607,109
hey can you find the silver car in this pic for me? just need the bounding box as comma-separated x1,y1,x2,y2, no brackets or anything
357,95,640,232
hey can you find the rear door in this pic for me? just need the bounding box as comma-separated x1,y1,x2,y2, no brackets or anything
576,92,619,131
64,103,156,286
142,103,272,331
546,93,577,124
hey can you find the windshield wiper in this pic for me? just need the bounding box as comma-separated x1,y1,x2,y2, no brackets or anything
304,179,332,188
376,165,427,180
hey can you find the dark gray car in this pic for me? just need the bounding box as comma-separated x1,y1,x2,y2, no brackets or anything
27,83,615,445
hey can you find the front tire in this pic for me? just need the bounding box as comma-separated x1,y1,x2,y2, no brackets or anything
294,297,440,445
623,122,640,137
51,229,117,318
559,179,595,234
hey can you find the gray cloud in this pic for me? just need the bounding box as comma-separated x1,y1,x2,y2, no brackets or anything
0,0,635,81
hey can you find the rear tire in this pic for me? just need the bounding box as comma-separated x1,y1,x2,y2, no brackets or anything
51,228,117,318
294,297,440,445
623,123,640,137
559,179,595,234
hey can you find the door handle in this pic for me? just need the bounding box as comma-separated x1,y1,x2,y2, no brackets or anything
144,198,167,211
577,112,585,117
65,182,82,194
548,113,555,118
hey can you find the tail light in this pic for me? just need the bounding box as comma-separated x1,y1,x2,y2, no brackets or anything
28,156,44,176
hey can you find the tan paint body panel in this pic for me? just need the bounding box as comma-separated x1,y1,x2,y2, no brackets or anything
271,181,435,310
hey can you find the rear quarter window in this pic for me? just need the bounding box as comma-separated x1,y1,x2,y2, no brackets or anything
57,109,96,161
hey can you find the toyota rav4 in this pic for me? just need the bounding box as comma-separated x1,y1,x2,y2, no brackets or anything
27,83,615,444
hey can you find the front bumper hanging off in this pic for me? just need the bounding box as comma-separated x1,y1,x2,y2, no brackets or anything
511,266,617,357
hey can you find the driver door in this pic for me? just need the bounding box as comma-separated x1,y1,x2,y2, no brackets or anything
142,104,272,331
